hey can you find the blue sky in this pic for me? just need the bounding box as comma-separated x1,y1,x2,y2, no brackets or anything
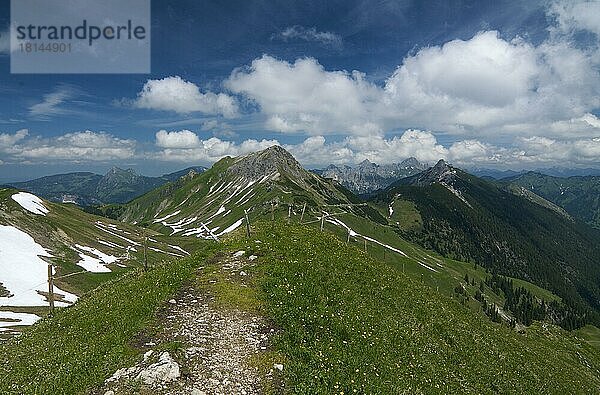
0,0,599,181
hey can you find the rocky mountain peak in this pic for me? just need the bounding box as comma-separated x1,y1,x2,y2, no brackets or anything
400,157,421,168
357,159,375,168
257,145,296,162
319,158,426,194
433,159,448,170
402,159,458,187
227,145,306,181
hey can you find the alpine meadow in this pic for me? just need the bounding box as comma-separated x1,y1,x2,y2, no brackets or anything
1,1,600,394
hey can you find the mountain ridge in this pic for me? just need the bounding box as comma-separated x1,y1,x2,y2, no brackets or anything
500,171,600,229
317,157,427,194
118,145,384,239
8,166,207,205
374,161,600,329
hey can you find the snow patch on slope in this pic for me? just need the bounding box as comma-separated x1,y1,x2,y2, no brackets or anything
168,244,190,256
11,192,48,215
153,210,181,223
95,221,141,247
216,218,244,236
0,225,77,307
74,253,112,273
73,245,118,273
328,217,408,257
0,311,41,328
75,244,118,264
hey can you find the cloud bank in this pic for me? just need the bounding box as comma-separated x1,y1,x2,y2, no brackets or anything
1,130,135,162
226,28,600,138
1,126,598,169
152,129,600,169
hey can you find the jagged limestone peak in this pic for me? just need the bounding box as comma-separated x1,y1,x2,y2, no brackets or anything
227,145,305,181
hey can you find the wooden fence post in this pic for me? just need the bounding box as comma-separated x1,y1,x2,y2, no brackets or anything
244,209,251,238
300,202,306,223
47,264,54,314
271,201,275,221
143,230,148,271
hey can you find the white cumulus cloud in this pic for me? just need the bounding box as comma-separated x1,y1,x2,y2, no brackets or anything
154,129,278,162
0,129,28,148
156,129,201,149
225,27,600,139
133,76,239,118
150,128,600,169
225,55,383,135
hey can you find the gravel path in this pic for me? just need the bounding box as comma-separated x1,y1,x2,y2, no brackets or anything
100,252,279,395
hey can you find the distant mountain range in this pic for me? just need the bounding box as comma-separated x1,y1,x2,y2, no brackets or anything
316,159,600,194
500,172,600,230
470,167,600,179
315,157,427,194
7,166,206,205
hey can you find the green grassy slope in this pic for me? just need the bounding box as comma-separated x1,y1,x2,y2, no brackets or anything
317,209,564,326
372,167,600,329
1,222,599,393
0,243,219,394
249,223,600,393
575,325,600,350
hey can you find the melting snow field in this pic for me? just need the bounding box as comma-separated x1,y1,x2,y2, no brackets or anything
74,252,112,273
0,225,77,307
328,217,408,257
0,311,40,328
168,244,190,256
216,218,244,236
11,192,48,215
153,210,181,223
73,244,120,273
76,245,118,264
95,221,140,246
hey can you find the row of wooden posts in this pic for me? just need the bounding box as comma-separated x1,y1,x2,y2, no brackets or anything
45,201,376,315
243,201,372,255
